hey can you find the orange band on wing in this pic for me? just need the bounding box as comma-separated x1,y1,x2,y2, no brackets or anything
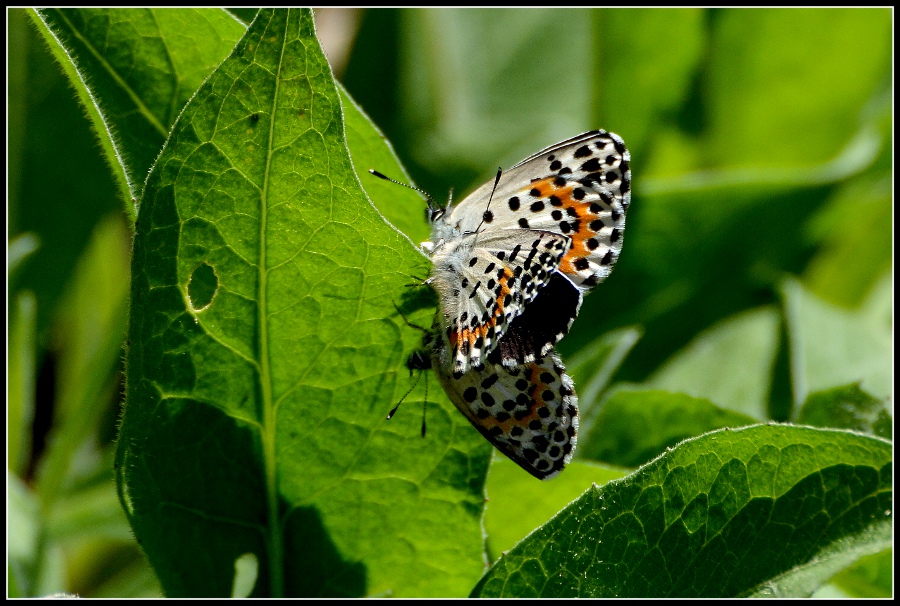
449,267,514,350
523,177,607,275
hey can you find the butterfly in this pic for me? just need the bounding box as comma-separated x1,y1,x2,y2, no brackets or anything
380,130,630,479
412,130,631,375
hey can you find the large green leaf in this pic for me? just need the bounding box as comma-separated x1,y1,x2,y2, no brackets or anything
117,9,487,597
31,8,428,245
473,425,892,597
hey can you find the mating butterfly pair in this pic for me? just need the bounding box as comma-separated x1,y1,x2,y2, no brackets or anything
388,130,631,479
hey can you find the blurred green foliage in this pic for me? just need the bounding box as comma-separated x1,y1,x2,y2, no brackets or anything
7,7,891,598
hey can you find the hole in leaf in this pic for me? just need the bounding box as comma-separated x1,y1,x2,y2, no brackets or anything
188,262,218,311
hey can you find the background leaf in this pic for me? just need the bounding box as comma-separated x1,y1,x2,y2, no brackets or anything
816,549,893,598
797,384,892,440
645,307,779,420
566,327,642,444
593,8,705,154
582,388,758,467
8,289,37,476
702,9,891,170
783,277,892,408
34,216,130,508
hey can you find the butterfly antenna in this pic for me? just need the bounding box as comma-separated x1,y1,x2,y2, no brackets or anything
388,371,422,420
472,168,502,245
421,371,429,438
369,169,440,214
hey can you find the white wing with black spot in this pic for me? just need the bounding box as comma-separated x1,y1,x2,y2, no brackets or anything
427,229,574,373
431,346,578,480
444,130,631,292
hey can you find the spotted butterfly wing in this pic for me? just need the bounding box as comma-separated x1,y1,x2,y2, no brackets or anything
447,130,631,292
430,344,578,480
427,229,574,373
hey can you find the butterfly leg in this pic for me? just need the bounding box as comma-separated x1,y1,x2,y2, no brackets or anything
392,301,429,332
405,276,433,288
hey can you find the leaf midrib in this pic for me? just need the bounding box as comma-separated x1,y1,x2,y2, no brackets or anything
257,9,285,599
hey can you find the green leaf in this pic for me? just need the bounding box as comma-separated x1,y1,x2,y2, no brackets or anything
797,384,892,440
8,473,67,597
704,9,891,170
9,9,123,340
117,9,487,597
32,8,245,208
645,307,779,420
8,472,41,597
564,327,641,447
35,215,131,509
804,174,892,308
581,388,757,467
472,424,892,597
8,290,37,476
566,327,642,407
27,9,132,217
783,278,891,408
7,237,41,475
